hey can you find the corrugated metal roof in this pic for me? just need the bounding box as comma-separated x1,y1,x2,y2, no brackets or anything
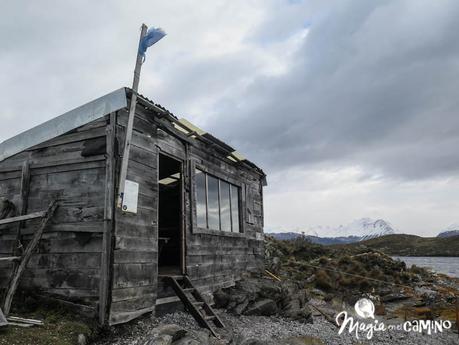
0,87,265,178
0,88,127,162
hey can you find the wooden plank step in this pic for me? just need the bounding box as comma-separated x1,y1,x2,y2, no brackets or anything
166,275,223,337
182,276,225,329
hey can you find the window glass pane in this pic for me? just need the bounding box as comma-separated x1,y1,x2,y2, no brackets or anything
231,185,240,232
207,175,220,230
195,169,207,228
220,181,231,232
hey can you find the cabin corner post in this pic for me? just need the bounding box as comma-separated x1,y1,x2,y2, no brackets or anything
99,112,117,325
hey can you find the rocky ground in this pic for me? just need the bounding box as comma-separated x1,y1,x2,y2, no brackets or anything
3,236,458,345
93,237,459,345
94,308,458,345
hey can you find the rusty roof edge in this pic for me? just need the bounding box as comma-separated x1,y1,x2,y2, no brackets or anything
128,88,266,177
0,88,128,162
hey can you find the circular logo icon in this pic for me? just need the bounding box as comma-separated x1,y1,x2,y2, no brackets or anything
354,298,375,319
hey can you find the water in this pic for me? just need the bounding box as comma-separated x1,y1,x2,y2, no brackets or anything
393,256,459,278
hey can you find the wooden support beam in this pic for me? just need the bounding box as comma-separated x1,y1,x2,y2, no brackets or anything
0,211,46,226
0,257,20,262
3,201,58,315
99,112,116,325
7,316,43,326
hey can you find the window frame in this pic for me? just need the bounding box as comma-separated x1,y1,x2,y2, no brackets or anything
192,162,244,236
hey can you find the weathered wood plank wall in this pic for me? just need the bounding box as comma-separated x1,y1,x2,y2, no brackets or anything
186,141,264,292
107,103,264,322
109,109,158,325
0,116,110,315
0,96,265,325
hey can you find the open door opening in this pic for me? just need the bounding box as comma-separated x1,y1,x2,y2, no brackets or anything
158,154,183,275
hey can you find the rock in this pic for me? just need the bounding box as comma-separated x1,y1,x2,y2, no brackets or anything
233,297,250,315
381,293,410,303
281,301,313,323
244,299,278,316
77,334,87,345
191,330,211,345
232,333,266,345
144,324,188,345
310,289,326,298
172,336,200,345
143,334,173,345
240,340,265,345
213,289,230,308
305,274,315,284
257,279,282,300
284,336,325,345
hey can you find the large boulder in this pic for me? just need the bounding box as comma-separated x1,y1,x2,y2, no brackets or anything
143,334,173,345
213,276,313,322
143,324,187,345
244,299,278,316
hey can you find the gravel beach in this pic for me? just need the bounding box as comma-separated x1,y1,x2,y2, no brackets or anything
94,310,458,345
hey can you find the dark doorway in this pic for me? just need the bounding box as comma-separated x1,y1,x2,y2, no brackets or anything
158,154,183,275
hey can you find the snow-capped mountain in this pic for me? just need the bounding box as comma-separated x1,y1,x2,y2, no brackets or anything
307,218,396,240
268,218,397,244
437,224,459,238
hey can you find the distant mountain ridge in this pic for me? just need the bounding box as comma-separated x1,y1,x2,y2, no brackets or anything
437,224,459,238
268,218,396,245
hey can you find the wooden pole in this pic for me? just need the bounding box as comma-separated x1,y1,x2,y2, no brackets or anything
117,24,148,209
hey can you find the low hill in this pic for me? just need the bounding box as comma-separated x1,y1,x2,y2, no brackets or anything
268,232,361,245
342,234,459,256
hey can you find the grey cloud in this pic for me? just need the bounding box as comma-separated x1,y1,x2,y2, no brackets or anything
205,0,459,180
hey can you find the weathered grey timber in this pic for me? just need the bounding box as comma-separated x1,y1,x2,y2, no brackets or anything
0,88,266,326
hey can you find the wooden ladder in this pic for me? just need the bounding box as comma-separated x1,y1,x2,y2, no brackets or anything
166,275,225,337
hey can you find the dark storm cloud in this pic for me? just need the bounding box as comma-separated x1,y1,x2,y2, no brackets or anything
206,0,459,180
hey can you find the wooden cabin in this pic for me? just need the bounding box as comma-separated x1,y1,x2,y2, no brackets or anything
0,88,266,325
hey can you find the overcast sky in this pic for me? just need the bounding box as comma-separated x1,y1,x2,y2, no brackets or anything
1,1,458,236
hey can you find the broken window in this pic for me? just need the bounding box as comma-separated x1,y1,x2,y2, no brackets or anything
195,168,241,232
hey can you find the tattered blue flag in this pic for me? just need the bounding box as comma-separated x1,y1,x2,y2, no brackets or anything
139,27,166,60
